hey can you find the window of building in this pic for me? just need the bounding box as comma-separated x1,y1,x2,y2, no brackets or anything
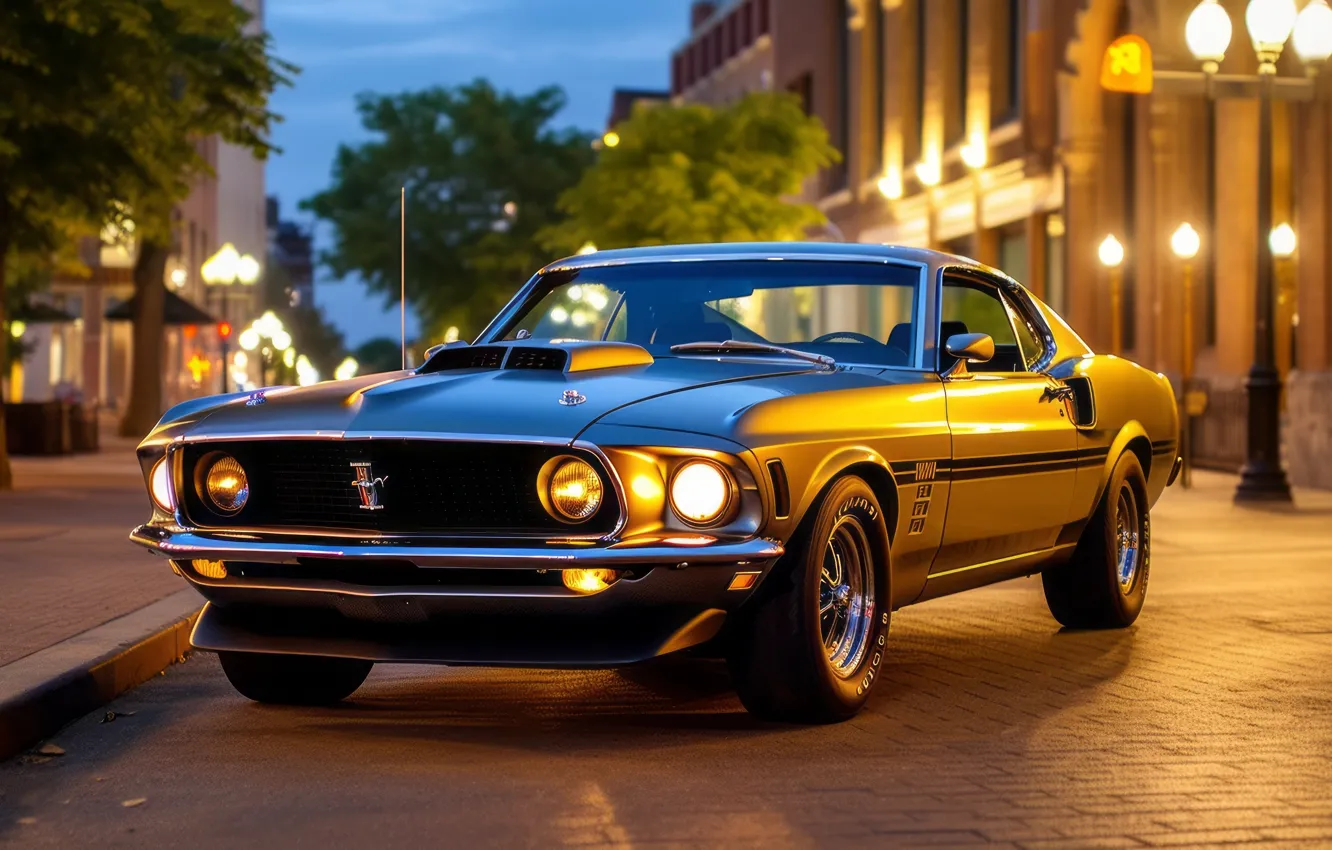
742,0,753,44
831,0,850,192
992,0,1021,124
870,0,886,177
948,0,968,146
1046,215,1067,316
911,0,926,165
789,72,814,115
757,0,770,35
1122,91,1137,352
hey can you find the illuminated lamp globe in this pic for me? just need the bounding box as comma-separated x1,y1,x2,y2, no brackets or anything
1294,0,1332,64
1270,223,1297,259
1246,0,1297,60
1098,235,1125,269
1170,223,1201,260
236,254,261,285
238,328,261,351
1186,0,1233,67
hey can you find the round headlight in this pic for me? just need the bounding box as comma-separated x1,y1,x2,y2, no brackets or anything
149,458,175,512
548,458,604,521
670,460,732,526
204,455,249,514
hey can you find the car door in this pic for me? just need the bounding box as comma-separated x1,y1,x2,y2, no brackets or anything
931,272,1078,577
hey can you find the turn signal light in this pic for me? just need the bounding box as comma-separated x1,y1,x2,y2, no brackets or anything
191,559,228,579
149,458,175,512
562,568,620,594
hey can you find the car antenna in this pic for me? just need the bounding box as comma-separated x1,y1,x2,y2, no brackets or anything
400,185,407,370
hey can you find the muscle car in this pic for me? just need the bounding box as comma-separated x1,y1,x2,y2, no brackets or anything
130,243,1181,722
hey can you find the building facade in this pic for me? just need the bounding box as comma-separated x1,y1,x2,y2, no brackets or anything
11,0,269,420
670,0,1332,489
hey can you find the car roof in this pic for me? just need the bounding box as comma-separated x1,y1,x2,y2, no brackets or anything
540,242,997,277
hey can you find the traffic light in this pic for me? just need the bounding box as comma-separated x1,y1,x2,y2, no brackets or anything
218,321,233,339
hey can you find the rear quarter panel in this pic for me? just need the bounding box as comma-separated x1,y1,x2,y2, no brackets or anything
1050,354,1179,525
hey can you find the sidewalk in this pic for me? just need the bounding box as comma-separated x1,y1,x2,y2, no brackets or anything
0,436,183,668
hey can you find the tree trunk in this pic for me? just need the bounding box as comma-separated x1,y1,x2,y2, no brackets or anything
119,239,170,439
0,209,13,491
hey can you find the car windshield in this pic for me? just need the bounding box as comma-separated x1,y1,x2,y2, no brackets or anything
495,260,923,368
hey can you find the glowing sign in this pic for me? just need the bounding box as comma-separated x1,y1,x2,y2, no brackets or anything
1101,35,1153,94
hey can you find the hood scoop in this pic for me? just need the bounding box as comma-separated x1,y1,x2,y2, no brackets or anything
419,341,652,375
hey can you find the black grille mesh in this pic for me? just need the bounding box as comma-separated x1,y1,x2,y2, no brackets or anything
181,440,619,536
419,346,506,372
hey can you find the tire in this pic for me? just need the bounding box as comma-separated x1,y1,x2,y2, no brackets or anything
1042,451,1150,629
727,475,891,723
218,651,372,706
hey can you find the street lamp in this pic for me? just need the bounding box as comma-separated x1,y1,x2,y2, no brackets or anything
1181,0,1332,503
201,243,261,393
1270,223,1298,375
1098,235,1126,354
1171,223,1201,488
960,140,987,261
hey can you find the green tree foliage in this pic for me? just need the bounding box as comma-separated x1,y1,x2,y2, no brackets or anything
303,80,595,343
540,92,839,254
0,0,292,485
354,337,406,375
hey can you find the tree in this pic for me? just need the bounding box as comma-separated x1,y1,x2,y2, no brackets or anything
0,1,292,486
540,92,839,254
354,337,406,375
303,80,595,344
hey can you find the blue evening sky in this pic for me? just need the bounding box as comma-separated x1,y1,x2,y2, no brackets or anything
265,0,691,348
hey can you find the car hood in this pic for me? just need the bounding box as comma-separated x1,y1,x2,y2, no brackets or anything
180,358,820,443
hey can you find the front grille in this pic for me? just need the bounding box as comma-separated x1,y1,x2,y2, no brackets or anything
180,440,620,536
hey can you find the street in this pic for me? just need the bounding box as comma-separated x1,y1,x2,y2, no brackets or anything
2,472,1330,849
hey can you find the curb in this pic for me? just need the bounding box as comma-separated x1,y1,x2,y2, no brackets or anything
0,589,202,762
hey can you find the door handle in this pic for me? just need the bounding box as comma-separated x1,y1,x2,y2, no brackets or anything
1040,384,1075,403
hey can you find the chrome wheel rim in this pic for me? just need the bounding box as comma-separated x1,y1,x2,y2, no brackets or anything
819,515,875,677
1115,485,1141,594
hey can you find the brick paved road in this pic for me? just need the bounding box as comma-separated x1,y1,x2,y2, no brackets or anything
1,471,1330,848
0,442,178,667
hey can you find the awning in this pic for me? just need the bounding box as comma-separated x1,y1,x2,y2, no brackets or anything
105,288,217,326
12,302,76,323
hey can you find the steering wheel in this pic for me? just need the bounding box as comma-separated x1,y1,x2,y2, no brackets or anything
812,331,882,345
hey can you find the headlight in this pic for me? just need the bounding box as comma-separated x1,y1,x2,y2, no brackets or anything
204,455,249,514
149,457,174,512
547,458,604,521
670,460,732,526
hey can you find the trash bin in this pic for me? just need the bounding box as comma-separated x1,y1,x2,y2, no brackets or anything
2,401,73,455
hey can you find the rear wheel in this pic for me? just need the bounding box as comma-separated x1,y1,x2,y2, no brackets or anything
218,651,372,705
727,475,891,723
1042,451,1150,629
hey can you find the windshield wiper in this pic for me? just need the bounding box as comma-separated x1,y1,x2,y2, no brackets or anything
669,340,838,371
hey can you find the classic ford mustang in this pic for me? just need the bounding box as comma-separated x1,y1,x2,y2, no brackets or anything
131,243,1180,722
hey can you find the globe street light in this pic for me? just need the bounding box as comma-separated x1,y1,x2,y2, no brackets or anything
1182,0,1332,504
1098,235,1126,354
1171,223,1201,488
201,243,262,393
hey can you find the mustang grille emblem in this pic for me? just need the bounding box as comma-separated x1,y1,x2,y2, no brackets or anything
350,462,388,511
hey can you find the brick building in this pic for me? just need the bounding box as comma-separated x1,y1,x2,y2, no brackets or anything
668,0,1332,489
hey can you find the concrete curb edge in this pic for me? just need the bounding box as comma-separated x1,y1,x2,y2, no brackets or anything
0,591,202,762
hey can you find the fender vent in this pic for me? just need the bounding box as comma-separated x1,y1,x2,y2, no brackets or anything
767,459,790,520
418,346,506,373
1066,377,1096,427
505,347,569,371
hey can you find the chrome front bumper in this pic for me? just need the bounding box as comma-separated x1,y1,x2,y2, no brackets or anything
129,525,783,570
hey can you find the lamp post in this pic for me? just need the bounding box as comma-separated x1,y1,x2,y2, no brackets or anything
961,140,988,262
238,310,291,388
201,243,261,393
1270,223,1298,375
1098,235,1126,354
1182,0,1332,504
1171,223,1201,488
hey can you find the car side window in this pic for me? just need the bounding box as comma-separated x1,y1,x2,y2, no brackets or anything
940,277,1028,373
1000,292,1047,370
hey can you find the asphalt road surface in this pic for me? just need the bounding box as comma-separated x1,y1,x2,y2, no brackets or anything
2,475,1331,849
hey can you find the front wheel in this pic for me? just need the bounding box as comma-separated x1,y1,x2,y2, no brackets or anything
727,475,891,723
1042,451,1151,629
218,651,372,705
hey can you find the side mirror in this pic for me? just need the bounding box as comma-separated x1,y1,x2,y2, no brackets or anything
944,333,995,363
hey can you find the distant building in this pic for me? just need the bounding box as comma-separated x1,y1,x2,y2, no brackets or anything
606,88,669,131
266,197,315,308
